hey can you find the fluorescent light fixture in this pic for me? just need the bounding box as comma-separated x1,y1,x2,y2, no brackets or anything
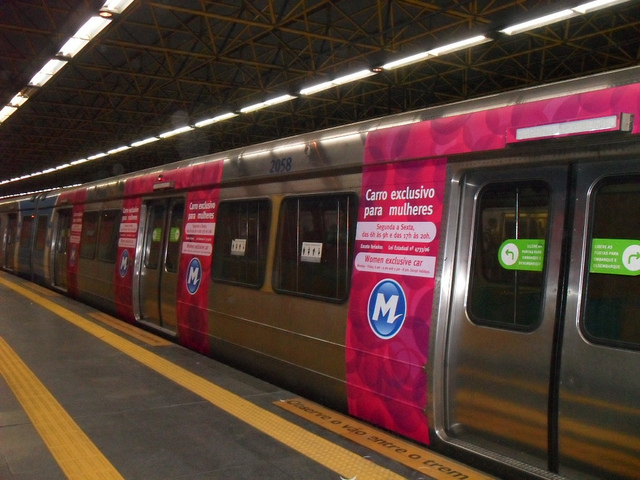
101,0,136,14
9,93,28,107
159,126,194,138
332,69,375,85
573,0,630,14
509,113,632,142
382,51,431,70
28,59,68,86
131,136,160,147
240,94,296,113
59,37,90,58
239,102,264,113
195,112,237,127
87,152,108,160
0,106,17,122
70,158,88,165
55,163,71,170
75,16,111,40
59,16,111,57
300,81,334,96
107,145,130,155
427,35,490,56
501,10,576,35
300,70,375,95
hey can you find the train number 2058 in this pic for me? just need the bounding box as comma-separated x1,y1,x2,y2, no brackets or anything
270,157,293,173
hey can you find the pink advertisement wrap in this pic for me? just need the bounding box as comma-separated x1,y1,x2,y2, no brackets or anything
115,188,142,323
346,156,447,444
177,163,222,354
58,188,87,298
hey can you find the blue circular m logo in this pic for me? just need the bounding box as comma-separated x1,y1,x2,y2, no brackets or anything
186,257,202,295
367,279,407,339
119,249,129,278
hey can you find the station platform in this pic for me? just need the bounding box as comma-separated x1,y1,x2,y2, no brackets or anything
0,271,493,480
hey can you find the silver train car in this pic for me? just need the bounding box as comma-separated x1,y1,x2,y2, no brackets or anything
2,66,640,479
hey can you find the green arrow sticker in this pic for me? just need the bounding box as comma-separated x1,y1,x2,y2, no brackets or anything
498,239,545,272
169,227,181,243
590,238,640,276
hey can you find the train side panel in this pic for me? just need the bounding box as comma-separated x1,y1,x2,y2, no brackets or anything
205,176,361,411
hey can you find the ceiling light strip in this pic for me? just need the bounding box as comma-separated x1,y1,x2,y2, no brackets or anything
0,0,633,190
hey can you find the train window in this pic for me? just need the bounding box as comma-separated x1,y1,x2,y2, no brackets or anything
97,210,122,263
34,216,48,251
143,203,166,269
468,182,549,330
6,214,17,245
19,215,34,248
212,199,270,287
165,201,184,273
583,177,640,349
80,211,99,259
274,193,357,301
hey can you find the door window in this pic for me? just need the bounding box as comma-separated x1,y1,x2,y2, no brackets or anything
7,215,17,245
34,216,48,251
80,211,99,259
20,215,34,248
143,203,166,269
468,182,550,330
165,201,184,273
584,176,640,349
97,210,122,263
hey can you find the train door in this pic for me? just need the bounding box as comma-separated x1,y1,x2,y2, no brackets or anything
138,197,184,334
445,165,568,471
52,208,72,290
4,214,18,271
557,160,640,479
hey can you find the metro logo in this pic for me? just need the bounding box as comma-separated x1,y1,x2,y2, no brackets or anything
372,293,402,323
367,279,407,339
119,249,129,278
186,257,202,295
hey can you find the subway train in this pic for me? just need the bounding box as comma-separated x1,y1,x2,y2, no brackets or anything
2,66,639,480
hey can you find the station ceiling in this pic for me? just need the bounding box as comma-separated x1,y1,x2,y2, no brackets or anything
1,0,639,197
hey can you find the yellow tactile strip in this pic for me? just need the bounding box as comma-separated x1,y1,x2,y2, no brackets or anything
277,398,496,480
0,273,406,480
89,311,171,346
0,337,124,480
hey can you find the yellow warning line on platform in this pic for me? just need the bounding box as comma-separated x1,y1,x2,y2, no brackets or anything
23,281,58,297
278,398,495,480
0,337,124,480
0,273,406,480
89,312,171,346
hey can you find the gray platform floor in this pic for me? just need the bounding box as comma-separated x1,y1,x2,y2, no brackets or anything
0,274,427,480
